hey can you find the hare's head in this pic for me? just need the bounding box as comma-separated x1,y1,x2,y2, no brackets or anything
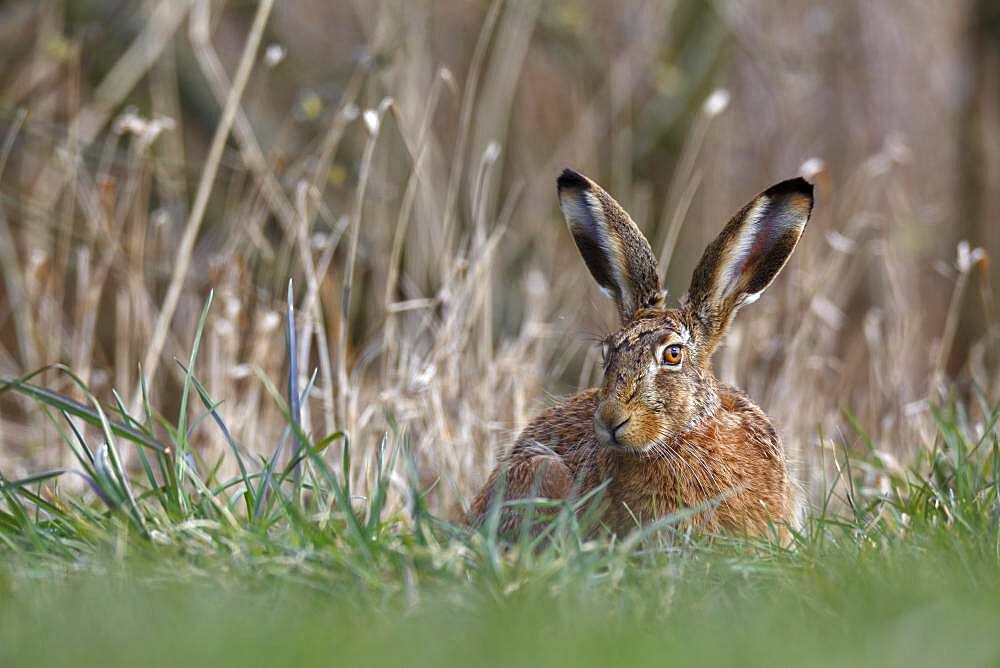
557,169,813,452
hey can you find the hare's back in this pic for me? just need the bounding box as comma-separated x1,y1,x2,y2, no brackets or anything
715,384,784,463
710,384,799,531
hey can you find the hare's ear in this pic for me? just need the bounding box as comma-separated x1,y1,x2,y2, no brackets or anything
684,177,813,353
557,169,663,324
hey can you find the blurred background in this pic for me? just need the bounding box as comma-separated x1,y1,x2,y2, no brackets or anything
0,0,997,516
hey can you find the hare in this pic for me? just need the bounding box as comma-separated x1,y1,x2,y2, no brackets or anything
468,168,814,539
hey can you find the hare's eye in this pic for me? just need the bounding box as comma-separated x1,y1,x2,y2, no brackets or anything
661,344,683,367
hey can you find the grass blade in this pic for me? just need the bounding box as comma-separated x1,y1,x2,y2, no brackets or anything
0,367,165,453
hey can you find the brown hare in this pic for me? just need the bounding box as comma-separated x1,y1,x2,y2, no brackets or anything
468,168,814,540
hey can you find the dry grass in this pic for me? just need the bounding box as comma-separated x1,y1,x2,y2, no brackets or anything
0,0,996,520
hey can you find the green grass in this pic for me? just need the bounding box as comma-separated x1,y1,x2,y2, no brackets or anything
1,292,999,667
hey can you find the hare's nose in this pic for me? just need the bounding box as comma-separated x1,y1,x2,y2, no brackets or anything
610,416,630,440
595,404,632,445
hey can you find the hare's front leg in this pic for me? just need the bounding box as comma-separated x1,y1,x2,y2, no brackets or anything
466,446,573,533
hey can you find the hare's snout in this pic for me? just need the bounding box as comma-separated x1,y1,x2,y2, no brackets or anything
594,400,654,451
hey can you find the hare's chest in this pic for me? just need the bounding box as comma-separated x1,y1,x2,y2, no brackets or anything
601,461,684,529
600,455,734,532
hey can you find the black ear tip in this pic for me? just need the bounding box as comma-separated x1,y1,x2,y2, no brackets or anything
764,176,814,201
557,168,590,192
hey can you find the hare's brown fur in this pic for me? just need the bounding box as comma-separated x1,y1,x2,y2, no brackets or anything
468,382,796,538
468,169,813,539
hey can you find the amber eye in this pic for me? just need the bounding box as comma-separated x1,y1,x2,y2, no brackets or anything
661,344,683,366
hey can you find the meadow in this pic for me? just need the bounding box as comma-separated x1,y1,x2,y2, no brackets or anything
1,1,999,665
2,327,999,665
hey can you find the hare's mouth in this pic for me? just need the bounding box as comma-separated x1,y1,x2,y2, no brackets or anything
601,439,654,454
594,405,658,452
594,421,655,453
